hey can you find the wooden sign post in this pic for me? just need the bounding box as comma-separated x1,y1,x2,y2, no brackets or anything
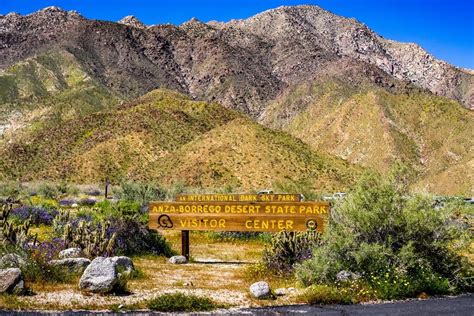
149,194,330,259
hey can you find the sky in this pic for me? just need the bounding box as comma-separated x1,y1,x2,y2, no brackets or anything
1,0,473,69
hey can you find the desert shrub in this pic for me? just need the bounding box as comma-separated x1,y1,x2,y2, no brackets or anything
147,293,220,312
109,217,173,256
37,182,60,199
11,206,58,226
0,239,71,283
263,231,321,275
116,182,166,205
56,182,79,196
299,284,353,304
296,171,473,299
0,181,25,200
79,197,97,206
29,196,59,209
53,207,172,257
24,238,73,283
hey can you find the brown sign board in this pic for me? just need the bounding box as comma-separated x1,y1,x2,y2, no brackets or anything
175,194,302,203
148,201,329,233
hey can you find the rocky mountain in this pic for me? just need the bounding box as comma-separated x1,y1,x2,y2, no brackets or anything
0,5,472,194
1,5,472,115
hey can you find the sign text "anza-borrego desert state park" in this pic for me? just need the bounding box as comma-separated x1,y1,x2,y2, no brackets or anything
149,195,330,233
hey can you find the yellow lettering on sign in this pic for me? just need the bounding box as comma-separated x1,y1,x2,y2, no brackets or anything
179,218,226,228
244,219,294,230
264,205,297,214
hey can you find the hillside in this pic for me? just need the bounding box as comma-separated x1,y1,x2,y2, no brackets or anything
261,73,474,195
0,50,121,135
0,89,361,191
0,5,472,195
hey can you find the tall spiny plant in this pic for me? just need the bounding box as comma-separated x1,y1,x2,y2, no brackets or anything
0,201,36,247
63,219,116,257
263,231,321,274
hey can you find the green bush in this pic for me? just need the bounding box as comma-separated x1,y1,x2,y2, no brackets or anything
299,284,353,304
0,181,25,200
37,182,60,199
296,170,473,299
147,293,220,312
116,182,167,205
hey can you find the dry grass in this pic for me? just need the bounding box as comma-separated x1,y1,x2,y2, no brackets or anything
0,232,301,311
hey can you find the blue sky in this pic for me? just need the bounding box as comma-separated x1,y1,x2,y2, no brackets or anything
1,0,473,69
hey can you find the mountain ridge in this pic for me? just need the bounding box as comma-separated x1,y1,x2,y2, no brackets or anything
0,5,472,112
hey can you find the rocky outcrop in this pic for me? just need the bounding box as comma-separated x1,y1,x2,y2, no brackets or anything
118,16,146,29
0,5,471,114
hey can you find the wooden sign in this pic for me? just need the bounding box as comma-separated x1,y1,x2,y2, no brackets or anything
149,201,329,233
175,194,302,202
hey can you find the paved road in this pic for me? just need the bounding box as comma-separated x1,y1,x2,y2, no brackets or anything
238,294,473,315
0,294,472,315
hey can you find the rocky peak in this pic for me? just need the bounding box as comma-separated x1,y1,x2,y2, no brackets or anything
180,17,216,36
38,6,66,13
118,15,146,29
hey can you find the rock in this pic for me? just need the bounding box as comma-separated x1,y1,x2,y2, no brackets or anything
49,258,91,273
78,256,133,294
249,281,272,299
0,268,25,294
58,247,83,259
336,270,360,282
79,257,118,293
118,15,146,29
169,255,187,264
111,256,134,276
274,288,287,296
0,253,27,269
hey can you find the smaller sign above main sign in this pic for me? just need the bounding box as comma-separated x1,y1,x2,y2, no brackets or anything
175,194,302,203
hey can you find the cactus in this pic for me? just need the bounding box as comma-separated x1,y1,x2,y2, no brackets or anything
62,219,117,258
263,231,321,274
0,200,35,247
